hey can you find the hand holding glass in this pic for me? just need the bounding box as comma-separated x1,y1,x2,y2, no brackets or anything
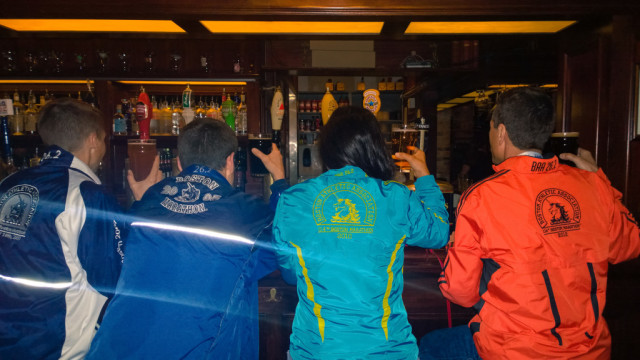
128,139,157,181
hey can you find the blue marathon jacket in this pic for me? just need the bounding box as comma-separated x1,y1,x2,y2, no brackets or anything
273,166,449,360
0,146,125,360
87,164,288,360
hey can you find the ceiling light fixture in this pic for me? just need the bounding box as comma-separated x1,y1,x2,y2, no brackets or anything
0,80,94,84
115,81,247,86
0,19,185,33
200,21,383,35
405,21,576,34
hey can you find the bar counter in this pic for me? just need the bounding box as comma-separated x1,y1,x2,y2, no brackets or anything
257,246,474,359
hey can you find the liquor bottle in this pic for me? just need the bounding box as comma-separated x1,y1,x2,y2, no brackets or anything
150,95,160,135
129,98,139,136
357,77,366,91
378,78,387,91
324,79,333,91
29,146,41,167
200,55,209,73
112,104,127,135
221,89,236,131
121,99,131,134
10,90,24,135
161,98,172,134
234,146,247,192
171,98,184,135
85,80,98,108
233,54,241,73
206,97,215,119
195,97,207,119
38,94,46,111
1,114,14,168
386,77,395,91
236,91,248,135
24,91,38,134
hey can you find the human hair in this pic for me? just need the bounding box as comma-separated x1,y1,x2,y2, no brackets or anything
491,87,555,150
319,106,395,181
37,97,104,152
178,118,238,171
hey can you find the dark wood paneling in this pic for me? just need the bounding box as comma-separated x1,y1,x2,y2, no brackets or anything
3,0,639,19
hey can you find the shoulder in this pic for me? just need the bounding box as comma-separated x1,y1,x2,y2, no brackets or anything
78,180,121,210
456,169,511,215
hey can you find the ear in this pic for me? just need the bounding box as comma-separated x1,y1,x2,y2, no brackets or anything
87,132,99,149
497,123,507,144
177,157,183,172
225,152,235,172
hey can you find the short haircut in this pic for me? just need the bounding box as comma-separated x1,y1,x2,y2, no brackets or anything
320,106,395,181
37,98,104,152
491,87,555,150
178,118,238,171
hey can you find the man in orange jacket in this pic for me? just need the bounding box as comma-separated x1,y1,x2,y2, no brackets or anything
419,87,640,359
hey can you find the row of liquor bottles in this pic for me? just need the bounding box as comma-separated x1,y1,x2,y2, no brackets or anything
4,89,98,135
114,86,248,137
322,77,404,92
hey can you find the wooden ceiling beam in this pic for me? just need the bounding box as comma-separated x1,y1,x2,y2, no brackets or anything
2,0,638,19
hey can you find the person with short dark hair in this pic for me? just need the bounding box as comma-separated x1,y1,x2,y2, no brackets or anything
272,106,449,359
86,118,288,359
420,87,640,359
0,97,159,359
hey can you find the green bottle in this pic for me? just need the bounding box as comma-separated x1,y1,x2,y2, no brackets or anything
221,90,236,131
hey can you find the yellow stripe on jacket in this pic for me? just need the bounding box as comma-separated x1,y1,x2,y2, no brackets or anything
381,235,406,340
290,241,325,342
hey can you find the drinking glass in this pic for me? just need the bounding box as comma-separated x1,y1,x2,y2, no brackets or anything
127,139,157,181
548,132,579,166
391,124,418,172
249,134,272,177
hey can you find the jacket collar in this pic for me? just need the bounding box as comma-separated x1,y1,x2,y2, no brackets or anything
493,154,559,174
322,165,367,178
178,164,232,188
40,145,101,184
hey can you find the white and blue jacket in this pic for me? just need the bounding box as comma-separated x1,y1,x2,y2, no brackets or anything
87,164,288,360
0,146,125,360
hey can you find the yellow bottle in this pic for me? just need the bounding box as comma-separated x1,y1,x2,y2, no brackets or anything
321,87,338,125
377,78,387,91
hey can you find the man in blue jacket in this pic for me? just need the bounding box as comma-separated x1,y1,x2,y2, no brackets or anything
87,118,287,359
0,98,158,359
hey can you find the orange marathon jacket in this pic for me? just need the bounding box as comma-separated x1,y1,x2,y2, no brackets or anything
439,155,640,360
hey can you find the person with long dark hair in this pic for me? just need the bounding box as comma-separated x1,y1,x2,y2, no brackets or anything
272,106,449,359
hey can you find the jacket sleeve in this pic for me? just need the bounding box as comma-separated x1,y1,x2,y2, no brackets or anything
405,175,450,249
269,179,289,212
251,218,279,281
595,170,640,263
438,195,483,308
77,182,126,297
272,195,298,285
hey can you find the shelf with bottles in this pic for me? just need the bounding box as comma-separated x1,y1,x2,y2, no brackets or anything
107,80,257,138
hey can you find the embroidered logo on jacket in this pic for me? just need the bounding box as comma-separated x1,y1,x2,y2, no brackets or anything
535,188,581,236
313,182,376,237
174,182,200,203
161,182,207,214
0,185,39,240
